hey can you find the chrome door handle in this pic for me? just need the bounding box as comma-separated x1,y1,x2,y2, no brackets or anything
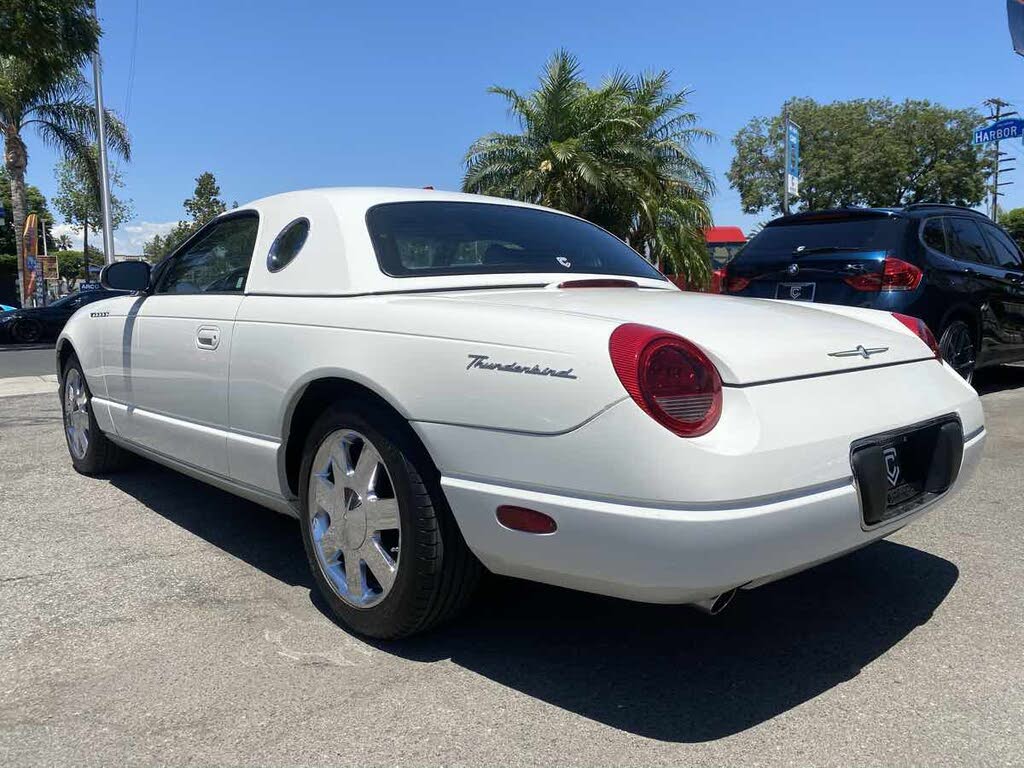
196,326,220,350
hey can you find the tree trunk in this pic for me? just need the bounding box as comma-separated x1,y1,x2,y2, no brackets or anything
82,220,89,282
4,132,29,306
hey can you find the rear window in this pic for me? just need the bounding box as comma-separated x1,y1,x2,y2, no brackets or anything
366,201,665,280
733,215,905,266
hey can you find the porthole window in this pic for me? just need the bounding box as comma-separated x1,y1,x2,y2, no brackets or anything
267,217,309,272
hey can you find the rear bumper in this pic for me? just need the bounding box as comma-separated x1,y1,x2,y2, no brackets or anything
441,428,985,604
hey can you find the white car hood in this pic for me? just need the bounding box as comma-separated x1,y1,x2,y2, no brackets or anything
428,287,935,385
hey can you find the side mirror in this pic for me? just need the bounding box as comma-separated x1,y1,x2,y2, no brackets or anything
101,260,151,292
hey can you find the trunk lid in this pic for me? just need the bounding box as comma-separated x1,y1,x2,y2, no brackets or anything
426,287,934,385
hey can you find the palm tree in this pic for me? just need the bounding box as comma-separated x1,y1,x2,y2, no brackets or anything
1,58,129,298
464,51,714,284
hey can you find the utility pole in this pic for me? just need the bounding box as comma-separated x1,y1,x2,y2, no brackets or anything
983,98,1017,220
91,0,115,265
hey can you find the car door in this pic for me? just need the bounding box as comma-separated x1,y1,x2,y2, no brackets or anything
944,216,1013,363
979,221,1024,358
109,212,259,476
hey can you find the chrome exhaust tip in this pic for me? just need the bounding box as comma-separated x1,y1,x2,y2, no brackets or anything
690,588,738,616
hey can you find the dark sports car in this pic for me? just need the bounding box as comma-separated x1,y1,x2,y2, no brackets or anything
0,288,126,344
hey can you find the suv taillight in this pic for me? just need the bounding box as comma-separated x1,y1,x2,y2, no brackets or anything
892,312,941,359
609,323,723,437
724,272,750,293
844,256,923,291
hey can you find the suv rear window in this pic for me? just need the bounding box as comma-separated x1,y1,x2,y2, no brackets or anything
732,215,905,266
366,201,665,280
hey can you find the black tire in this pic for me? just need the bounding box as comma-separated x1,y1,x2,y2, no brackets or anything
939,320,976,383
11,318,43,344
60,355,130,475
298,401,481,639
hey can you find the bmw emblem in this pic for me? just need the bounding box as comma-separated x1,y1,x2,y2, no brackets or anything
787,263,800,276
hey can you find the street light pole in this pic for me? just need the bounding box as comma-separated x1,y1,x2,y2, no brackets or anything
91,0,115,266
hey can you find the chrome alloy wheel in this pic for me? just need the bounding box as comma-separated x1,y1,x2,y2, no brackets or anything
64,368,90,460
307,429,401,608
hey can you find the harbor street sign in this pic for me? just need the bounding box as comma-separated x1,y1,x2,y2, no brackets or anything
973,118,1024,145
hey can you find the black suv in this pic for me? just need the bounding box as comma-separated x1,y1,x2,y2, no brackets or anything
721,204,1024,382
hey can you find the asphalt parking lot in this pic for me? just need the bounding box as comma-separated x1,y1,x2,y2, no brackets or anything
1,369,1022,766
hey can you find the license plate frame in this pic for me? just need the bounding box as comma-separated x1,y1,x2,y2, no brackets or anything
776,281,817,301
850,415,963,528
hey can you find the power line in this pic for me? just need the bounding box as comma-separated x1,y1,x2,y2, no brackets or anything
124,0,141,118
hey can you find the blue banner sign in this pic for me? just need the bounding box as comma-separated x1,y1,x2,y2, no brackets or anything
973,118,1024,145
786,121,800,196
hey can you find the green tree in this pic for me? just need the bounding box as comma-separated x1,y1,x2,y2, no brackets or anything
52,148,134,279
999,207,1024,250
1,60,131,299
0,0,99,86
728,98,989,216
463,50,714,283
142,171,229,261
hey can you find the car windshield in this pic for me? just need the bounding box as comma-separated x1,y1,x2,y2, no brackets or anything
366,201,666,280
733,215,905,266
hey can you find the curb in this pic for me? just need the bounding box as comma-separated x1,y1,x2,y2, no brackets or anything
0,374,59,398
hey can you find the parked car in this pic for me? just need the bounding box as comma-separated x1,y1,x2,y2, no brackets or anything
0,288,126,343
720,204,1024,382
56,188,984,638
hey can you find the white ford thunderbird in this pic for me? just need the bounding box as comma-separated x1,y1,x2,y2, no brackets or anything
57,188,985,638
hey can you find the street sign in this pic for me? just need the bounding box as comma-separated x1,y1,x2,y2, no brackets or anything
786,121,800,196
972,118,1024,145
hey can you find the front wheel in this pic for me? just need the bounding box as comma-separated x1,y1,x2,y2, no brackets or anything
939,320,976,383
11,318,43,344
61,356,130,474
298,402,481,638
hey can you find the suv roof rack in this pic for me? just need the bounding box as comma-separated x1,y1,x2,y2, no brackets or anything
903,203,988,216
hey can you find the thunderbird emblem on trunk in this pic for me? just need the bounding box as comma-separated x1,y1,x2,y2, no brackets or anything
828,345,888,359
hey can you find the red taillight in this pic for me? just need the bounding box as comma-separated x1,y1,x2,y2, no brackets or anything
609,323,723,437
844,256,923,291
496,505,557,534
710,268,727,293
724,273,750,293
892,312,941,359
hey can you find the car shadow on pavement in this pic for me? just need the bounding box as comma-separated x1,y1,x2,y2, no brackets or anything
973,364,1024,396
108,462,312,589
109,460,958,744
388,543,958,743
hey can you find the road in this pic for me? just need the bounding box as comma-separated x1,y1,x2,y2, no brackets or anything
0,343,56,377
1,369,1022,766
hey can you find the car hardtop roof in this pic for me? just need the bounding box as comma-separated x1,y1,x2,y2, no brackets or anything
767,204,990,228
236,186,574,219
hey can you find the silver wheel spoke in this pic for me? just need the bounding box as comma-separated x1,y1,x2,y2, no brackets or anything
352,443,381,495
365,497,399,532
314,474,337,515
320,519,346,559
362,539,397,591
344,556,365,597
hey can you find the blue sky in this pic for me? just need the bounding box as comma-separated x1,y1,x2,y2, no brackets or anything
22,0,1024,253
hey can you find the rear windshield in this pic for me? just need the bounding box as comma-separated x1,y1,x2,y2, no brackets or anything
366,201,665,280
733,216,905,266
